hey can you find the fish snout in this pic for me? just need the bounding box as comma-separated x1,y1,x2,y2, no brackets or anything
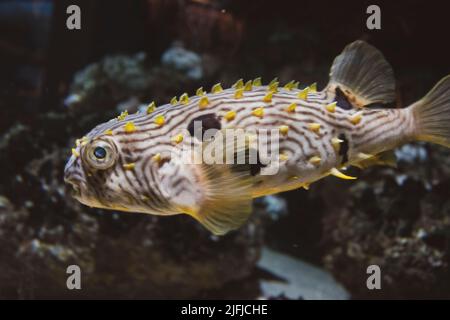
64,163,83,198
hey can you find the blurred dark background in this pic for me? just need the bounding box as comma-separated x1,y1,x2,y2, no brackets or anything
2,0,450,122
0,0,449,299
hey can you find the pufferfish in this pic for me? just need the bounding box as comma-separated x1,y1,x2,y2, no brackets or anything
64,40,450,235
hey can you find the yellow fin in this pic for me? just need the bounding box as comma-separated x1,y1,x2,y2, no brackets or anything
233,78,244,89
212,83,223,93
325,102,337,113
279,125,289,135
252,107,264,118
309,156,321,165
331,137,343,150
146,101,156,114
268,81,279,92
349,112,363,125
179,93,189,105
154,115,165,126
252,77,262,86
234,88,244,99
224,110,236,121
171,133,184,144
71,148,79,158
284,80,296,90
268,77,278,87
244,80,253,91
353,150,397,169
170,96,178,105
187,164,253,236
298,87,310,100
263,91,273,103
308,123,321,133
152,153,161,163
357,152,373,160
184,132,254,235
330,167,356,180
286,103,297,113
196,87,205,96
124,121,136,133
123,163,135,170
279,153,289,161
117,110,128,121
199,96,209,109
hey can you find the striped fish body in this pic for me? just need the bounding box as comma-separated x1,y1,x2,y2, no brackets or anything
64,41,450,235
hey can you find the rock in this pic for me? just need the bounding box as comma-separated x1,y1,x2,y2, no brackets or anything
161,42,203,80
64,51,197,115
254,195,288,221
257,247,349,300
395,144,428,163
65,52,153,109
320,145,450,299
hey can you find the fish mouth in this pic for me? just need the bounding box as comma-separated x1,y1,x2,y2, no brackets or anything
64,178,104,208
64,177,82,199
70,184,81,198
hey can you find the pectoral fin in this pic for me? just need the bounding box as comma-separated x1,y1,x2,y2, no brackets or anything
187,163,253,236
182,129,255,235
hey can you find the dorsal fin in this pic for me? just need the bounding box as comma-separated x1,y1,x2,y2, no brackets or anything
326,40,396,108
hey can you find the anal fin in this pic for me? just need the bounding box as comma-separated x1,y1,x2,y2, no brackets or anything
352,150,397,169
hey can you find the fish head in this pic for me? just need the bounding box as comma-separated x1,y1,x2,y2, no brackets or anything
64,120,173,214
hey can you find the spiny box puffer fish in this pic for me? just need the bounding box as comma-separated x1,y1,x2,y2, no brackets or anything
64,40,450,235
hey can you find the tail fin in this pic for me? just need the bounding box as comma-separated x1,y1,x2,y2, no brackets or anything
413,75,450,148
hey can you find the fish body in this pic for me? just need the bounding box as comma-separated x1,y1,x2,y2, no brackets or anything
64,41,450,235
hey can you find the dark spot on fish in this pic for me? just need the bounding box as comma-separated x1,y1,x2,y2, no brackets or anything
187,114,221,141
363,101,396,109
338,133,349,164
123,155,135,164
250,150,267,176
335,87,353,110
157,155,171,168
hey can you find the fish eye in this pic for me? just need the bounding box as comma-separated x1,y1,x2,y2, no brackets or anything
94,146,107,159
84,140,116,170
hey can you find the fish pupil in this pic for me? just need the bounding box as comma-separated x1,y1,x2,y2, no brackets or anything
94,146,107,159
